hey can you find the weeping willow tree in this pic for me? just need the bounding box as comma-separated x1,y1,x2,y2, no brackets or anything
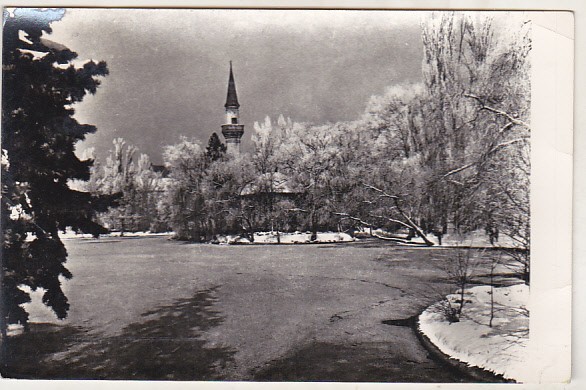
417,13,530,238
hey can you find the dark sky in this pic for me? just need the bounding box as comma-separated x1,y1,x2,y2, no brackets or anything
49,9,425,164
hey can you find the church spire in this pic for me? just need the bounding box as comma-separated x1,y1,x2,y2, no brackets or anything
225,60,240,108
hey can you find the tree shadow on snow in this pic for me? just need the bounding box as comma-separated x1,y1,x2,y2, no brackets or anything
1,286,236,380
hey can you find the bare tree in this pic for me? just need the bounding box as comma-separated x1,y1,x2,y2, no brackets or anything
441,248,479,317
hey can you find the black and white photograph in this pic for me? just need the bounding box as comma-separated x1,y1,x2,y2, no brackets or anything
0,6,573,385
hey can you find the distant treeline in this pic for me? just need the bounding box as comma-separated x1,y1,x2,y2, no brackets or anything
88,13,529,259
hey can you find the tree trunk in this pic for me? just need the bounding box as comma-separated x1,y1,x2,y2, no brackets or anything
489,269,495,327
393,199,434,246
458,281,466,315
0,289,6,340
309,204,317,241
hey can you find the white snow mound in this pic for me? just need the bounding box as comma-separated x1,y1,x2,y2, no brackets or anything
217,231,354,244
419,284,530,382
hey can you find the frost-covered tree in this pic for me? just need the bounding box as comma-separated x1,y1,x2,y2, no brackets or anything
91,138,164,233
97,138,137,232
252,116,276,173
162,138,209,240
133,153,164,231
358,86,436,243
420,12,531,237
163,136,257,241
1,8,109,336
351,13,530,247
205,155,256,239
362,83,426,159
278,122,356,240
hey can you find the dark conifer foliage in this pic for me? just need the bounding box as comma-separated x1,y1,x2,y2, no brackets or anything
1,8,109,337
205,132,227,162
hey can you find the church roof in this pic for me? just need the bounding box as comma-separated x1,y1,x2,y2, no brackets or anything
224,61,240,108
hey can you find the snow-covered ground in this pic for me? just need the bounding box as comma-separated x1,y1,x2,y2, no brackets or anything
421,230,519,248
217,231,354,244
59,230,173,240
59,227,516,249
54,229,354,244
362,228,520,248
419,283,530,382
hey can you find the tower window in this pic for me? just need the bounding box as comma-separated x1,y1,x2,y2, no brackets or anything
231,117,238,124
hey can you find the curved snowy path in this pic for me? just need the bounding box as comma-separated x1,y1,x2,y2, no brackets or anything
3,236,490,381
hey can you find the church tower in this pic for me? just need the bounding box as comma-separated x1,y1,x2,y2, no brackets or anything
221,61,244,156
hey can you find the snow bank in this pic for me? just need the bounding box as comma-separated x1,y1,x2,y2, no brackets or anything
421,230,519,248
360,228,519,248
59,230,173,240
405,232,517,248
419,284,530,382
217,231,354,245
57,230,353,244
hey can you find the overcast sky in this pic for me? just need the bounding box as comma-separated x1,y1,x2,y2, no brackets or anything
47,9,425,163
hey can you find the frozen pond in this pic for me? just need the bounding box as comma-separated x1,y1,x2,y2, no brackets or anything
3,236,506,381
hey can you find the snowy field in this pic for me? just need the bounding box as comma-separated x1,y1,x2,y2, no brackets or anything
419,283,530,382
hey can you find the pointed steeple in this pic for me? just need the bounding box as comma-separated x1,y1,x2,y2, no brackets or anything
224,61,240,108
221,61,244,156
